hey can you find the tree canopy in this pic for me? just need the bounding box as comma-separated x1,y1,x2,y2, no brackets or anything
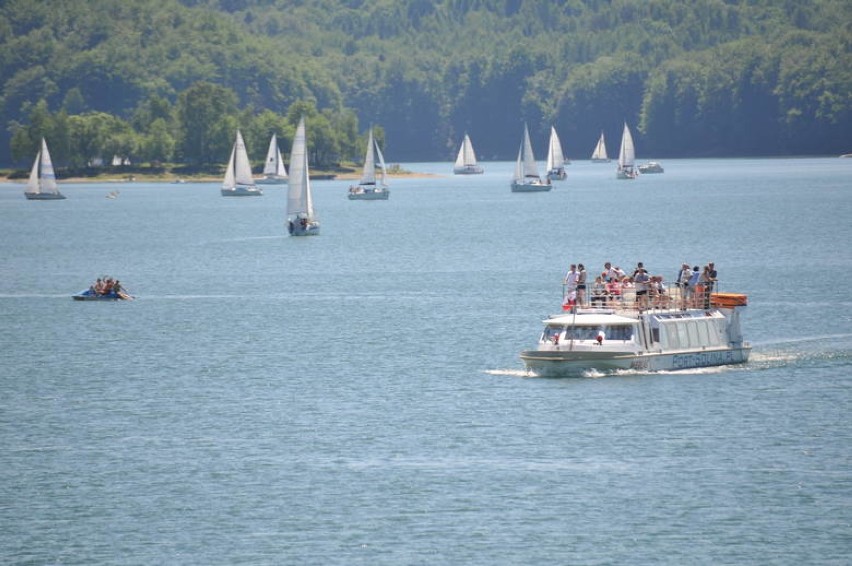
2,0,850,167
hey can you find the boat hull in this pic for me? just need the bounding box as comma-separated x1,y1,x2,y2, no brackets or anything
256,177,287,185
521,345,751,377
511,181,552,192
638,162,664,174
454,165,484,175
73,290,132,301
288,220,320,236
25,192,65,200
547,168,567,181
221,186,263,196
348,189,389,200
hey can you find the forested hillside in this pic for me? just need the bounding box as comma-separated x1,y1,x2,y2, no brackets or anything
1,0,850,168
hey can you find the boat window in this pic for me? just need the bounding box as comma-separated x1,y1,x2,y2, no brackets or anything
541,325,563,342
605,325,633,341
562,325,633,341
564,326,600,341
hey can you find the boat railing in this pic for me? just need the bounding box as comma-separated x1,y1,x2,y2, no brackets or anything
562,281,732,314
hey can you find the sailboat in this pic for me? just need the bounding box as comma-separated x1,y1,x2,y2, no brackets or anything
453,134,483,174
287,117,320,236
545,126,567,181
257,134,288,185
511,124,551,192
221,130,262,196
349,129,390,200
590,131,610,163
616,122,638,179
24,138,65,200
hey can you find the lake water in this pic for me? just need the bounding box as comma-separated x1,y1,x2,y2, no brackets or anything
1,158,850,564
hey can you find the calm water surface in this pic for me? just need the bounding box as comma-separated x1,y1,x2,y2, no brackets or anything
1,158,850,564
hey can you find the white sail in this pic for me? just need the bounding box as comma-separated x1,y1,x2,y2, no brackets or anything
262,134,287,177
222,145,236,189
374,135,387,187
617,122,637,179
233,131,255,187
287,117,314,218
26,138,60,196
618,123,635,167
619,123,635,165
359,129,378,185
519,124,540,179
546,126,566,172
591,131,609,161
26,150,40,193
454,134,476,168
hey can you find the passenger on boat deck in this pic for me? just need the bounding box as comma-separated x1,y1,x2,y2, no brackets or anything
576,264,587,305
651,275,670,307
687,266,701,307
563,264,579,294
590,275,607,306
706,262,718,297
633,262,645,278
676,263,691,289
701,265,715,308
604,262,618,282
634,268,650,308
606,277,621,303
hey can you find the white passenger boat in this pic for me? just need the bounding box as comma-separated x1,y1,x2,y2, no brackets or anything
521,292,750,376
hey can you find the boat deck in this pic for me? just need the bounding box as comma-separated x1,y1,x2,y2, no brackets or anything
560,285,744,318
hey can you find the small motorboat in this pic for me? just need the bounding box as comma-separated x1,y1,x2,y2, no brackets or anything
73,289,133,301
73,277,133,301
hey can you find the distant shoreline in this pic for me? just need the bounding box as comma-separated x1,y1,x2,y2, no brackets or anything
1,170,442,184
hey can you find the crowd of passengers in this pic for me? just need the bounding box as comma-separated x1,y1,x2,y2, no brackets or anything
88,276,124,296
562,261,718,310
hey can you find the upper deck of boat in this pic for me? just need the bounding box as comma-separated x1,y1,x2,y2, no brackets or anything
548,286,746,324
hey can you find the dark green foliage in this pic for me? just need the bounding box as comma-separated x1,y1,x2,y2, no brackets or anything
1,0,850,166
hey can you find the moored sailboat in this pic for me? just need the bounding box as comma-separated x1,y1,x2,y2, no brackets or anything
348,128,390,200
24,138,65,200
221,130,262,196
546,126,567,181
510,124,551,192
257,134,288,185
616,122,638,179
287,117,320,236
453,134,483,175
590,131,610,163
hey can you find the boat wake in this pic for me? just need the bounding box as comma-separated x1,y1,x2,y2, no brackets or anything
483,369,535,378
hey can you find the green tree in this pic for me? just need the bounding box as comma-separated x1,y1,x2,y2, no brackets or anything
176,82,238,164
